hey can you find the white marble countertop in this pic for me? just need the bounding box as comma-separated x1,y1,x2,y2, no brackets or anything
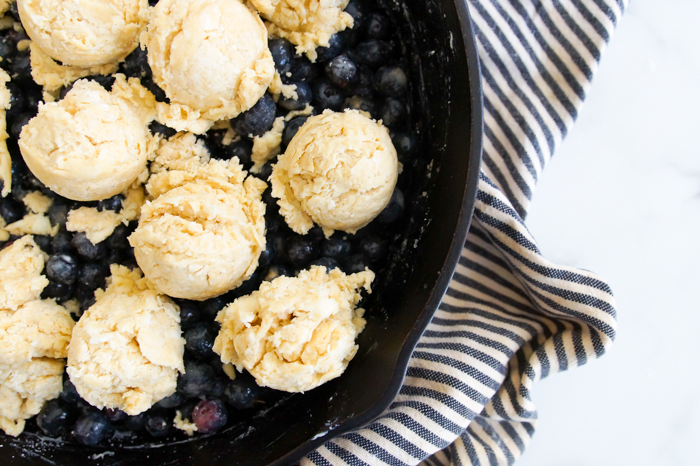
516,1,700,465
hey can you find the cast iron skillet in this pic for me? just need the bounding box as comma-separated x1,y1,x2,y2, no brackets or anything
1,0,483,463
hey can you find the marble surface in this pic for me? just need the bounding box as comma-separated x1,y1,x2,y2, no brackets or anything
517,1,700,465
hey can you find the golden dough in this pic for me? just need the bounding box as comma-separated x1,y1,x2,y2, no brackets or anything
0,236,48,312
142,0,275,130
18,78,155,201
214,266,373,392
271,110,398,237
17,0,148,67
66,265,184,416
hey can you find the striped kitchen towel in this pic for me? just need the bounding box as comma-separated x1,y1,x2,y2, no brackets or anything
305,0,627,464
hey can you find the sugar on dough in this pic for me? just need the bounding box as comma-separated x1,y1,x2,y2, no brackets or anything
0,235,75,437
142,0,275,134
271,109,398,237
214,265,374,392
18,75,158,202
250,0,353,61
130,132,268,301
66,265,185,416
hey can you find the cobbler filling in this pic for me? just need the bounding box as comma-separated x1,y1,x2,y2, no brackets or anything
0,0,419,445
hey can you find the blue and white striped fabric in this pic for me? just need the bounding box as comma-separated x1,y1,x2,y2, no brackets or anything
304,0,627,464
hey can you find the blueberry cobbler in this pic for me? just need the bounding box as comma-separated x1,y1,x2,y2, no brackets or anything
0,0,418,446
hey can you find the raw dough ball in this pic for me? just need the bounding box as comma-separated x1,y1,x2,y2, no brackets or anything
0,300,74,368
0,358,65,436
0,236,48,311
271,110,398,236
143,0,275,122
17,0,149,67
67,266,185,416
251,0,353,59
130,177,267,301
19,80,151,201
214,266,374,392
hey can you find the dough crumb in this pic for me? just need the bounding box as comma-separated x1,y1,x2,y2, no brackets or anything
67,265,185,416
214,266,374,392
173,410,198,436
271,110,398,236
29,42,120,93
0,236,48,311
22,191,52,214
251,0,353,61
251,116,285,173
269,71,298,101
5,212,58,237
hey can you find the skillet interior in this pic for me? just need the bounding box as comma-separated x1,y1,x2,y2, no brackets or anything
0,0,483,463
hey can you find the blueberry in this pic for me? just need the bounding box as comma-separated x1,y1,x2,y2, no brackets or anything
315,33,345,62
309,257,341,271
37,399,74,437
375,66,408,97
359,235,388,262
232,94,277,137
179,301,201,329
258,240,275,269
392,132,418,161
262,264,293,282
325,54,359,89
73,411,112,445
48,202,70,227
96,194,123,213
377,98,405,128
278,81,313,111
89,74,116,91
33,234,52,253
255,162,273,181
41,280,74,303
9,111,32,139
282,116,308,147
288,56,317,82
106,223,131,250
377,188,405,224
344,95,374,115
223,371,261,410
60,377,80,404
362,13,391,40
72,232,107,260
8,3,20,22
178,360,216,398
201,296,226,321
78,262,108,290
76,287,97,312
156,392,185,409
104,408,127,422
149,121,177,138
48,233,71,255
46,254,79,285
10,52,32,81
192,399,227,434
144,410,171,438
123,413,145,432
185,323,216,360
355,40,391,68
285,236,319,267
344,253,370,274
121,46,150,79
0,197,24,224
269,38,295,74
313,79,344,111
58,83,75,101
5,82,26,121
222,138,254,165
320,237,352,260
344,1,364,25
142,78,168,103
